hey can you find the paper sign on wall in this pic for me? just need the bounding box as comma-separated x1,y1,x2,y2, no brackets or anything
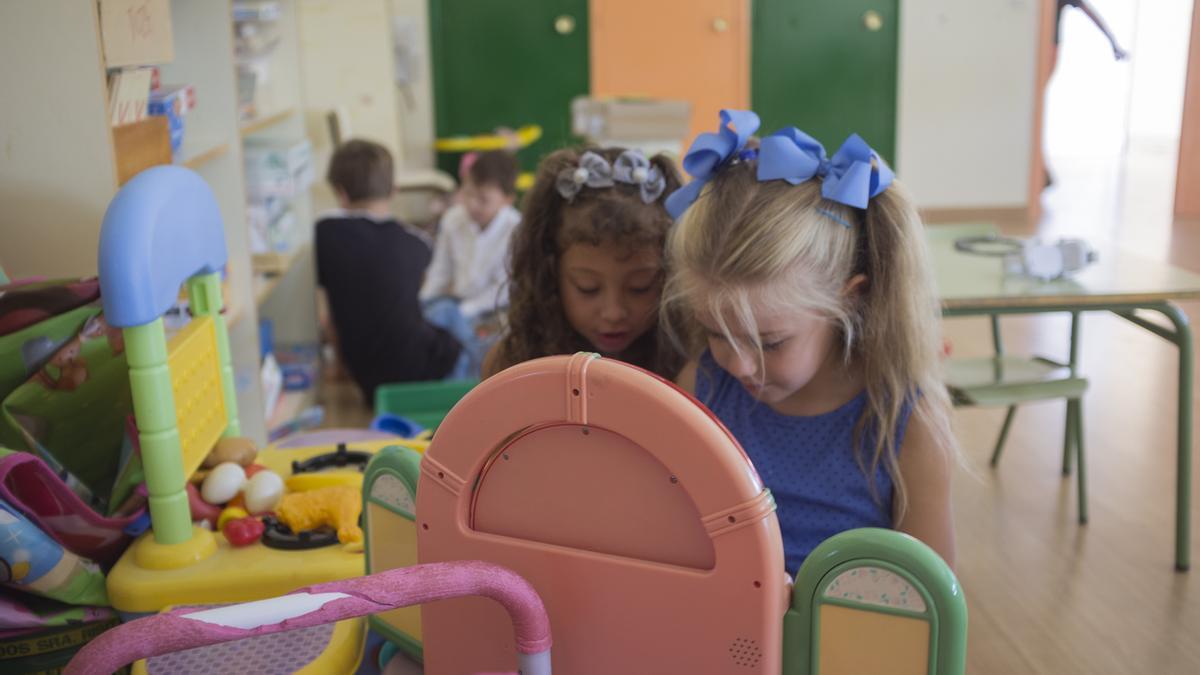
99,0,175,68
108,67,153,127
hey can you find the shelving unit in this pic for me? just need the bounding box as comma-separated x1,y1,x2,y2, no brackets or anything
251,242,307,305
268,387,318,431
239,107,297,137
180,141,233,169
0,0,323,443
234,1,319,426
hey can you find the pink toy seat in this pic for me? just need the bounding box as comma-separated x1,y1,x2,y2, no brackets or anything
417,354,788,674
64,561,551,675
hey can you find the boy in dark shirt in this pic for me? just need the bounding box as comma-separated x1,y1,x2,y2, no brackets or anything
316,139,466,401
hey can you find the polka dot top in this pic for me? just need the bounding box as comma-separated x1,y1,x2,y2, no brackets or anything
695,351,912,575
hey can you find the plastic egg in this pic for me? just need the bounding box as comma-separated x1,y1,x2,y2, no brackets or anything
201,462,246,505
243,470,285,514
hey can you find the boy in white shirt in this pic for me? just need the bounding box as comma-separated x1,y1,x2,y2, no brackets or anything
420,150,521,377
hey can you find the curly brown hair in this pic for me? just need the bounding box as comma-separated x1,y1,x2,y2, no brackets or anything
491,146,684,378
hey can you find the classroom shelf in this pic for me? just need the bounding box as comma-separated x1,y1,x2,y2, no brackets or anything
267,386,318,430
252,274,281,307
239,108,297,137
179,140,231,170
2,0,330,443
226,301,245,327
251,242,307,278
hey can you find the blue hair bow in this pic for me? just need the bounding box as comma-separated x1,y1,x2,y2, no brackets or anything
757,128,894,211
664,109,760,219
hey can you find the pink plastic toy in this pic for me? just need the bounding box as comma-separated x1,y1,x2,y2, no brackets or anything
416,353,787,673
63,561,551,675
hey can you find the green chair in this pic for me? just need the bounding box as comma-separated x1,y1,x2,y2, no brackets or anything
784,528,967,675
373,378,478,430
945,314,1089,522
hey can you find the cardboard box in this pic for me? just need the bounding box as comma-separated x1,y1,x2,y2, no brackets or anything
112,116,171,185
148,84,195,153
571,97,692,141
99,0,175,68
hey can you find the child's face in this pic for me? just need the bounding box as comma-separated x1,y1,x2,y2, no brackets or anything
559,241,663,356
461,179,514,227
698,296,839,405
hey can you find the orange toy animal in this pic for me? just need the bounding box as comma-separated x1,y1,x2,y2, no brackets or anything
276,486,362,544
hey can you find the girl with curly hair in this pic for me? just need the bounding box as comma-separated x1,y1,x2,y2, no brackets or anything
482,146,683,379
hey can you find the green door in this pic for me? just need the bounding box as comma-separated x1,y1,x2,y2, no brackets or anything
752,0,898,162
428,0,589,176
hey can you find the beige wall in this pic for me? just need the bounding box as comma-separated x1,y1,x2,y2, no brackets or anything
389,0,437,170
297,0,404,210
0,0,116,279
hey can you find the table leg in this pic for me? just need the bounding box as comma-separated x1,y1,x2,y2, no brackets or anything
1131,303,1194,571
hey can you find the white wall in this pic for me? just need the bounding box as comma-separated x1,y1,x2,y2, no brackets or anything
297,0,403,211
389,0,436,170
896,1,1040,210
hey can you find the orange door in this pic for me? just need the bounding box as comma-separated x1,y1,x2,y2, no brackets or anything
590,0,749,145
1176,0,1200,219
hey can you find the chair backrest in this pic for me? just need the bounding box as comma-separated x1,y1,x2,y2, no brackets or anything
414,353,787,674
783,528,967,675
99,166,227,330
363,444,425,660
97,166,239,545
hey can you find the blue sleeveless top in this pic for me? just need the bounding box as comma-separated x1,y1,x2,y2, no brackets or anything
695,351,911,574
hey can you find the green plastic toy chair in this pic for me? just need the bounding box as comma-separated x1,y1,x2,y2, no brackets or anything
785,528,967,675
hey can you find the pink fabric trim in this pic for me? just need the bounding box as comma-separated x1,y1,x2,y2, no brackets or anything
0,453,141,564
64,561,550,675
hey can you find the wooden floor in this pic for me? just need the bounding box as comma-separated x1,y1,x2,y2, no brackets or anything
946,306,1200,674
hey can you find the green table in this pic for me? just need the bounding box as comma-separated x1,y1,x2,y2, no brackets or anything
929,224,1200,570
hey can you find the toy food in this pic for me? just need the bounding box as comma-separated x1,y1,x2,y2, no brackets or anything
222,516,264,547
200,463,245,505
276,486,362,544
242,470,284,515
202,437,258,469
185,483,221,524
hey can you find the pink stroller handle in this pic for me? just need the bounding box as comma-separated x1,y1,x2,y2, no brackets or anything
64,561,553,675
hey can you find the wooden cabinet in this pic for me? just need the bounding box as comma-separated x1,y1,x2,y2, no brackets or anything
590,0,749,144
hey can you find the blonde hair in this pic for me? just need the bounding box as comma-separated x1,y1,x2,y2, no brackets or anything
663,159,955,520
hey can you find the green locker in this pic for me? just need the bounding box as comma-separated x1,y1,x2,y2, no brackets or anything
428,0,590,177
752,0,899,163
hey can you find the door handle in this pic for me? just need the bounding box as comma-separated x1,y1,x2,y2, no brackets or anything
863,10,883,32
554,15,577,35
